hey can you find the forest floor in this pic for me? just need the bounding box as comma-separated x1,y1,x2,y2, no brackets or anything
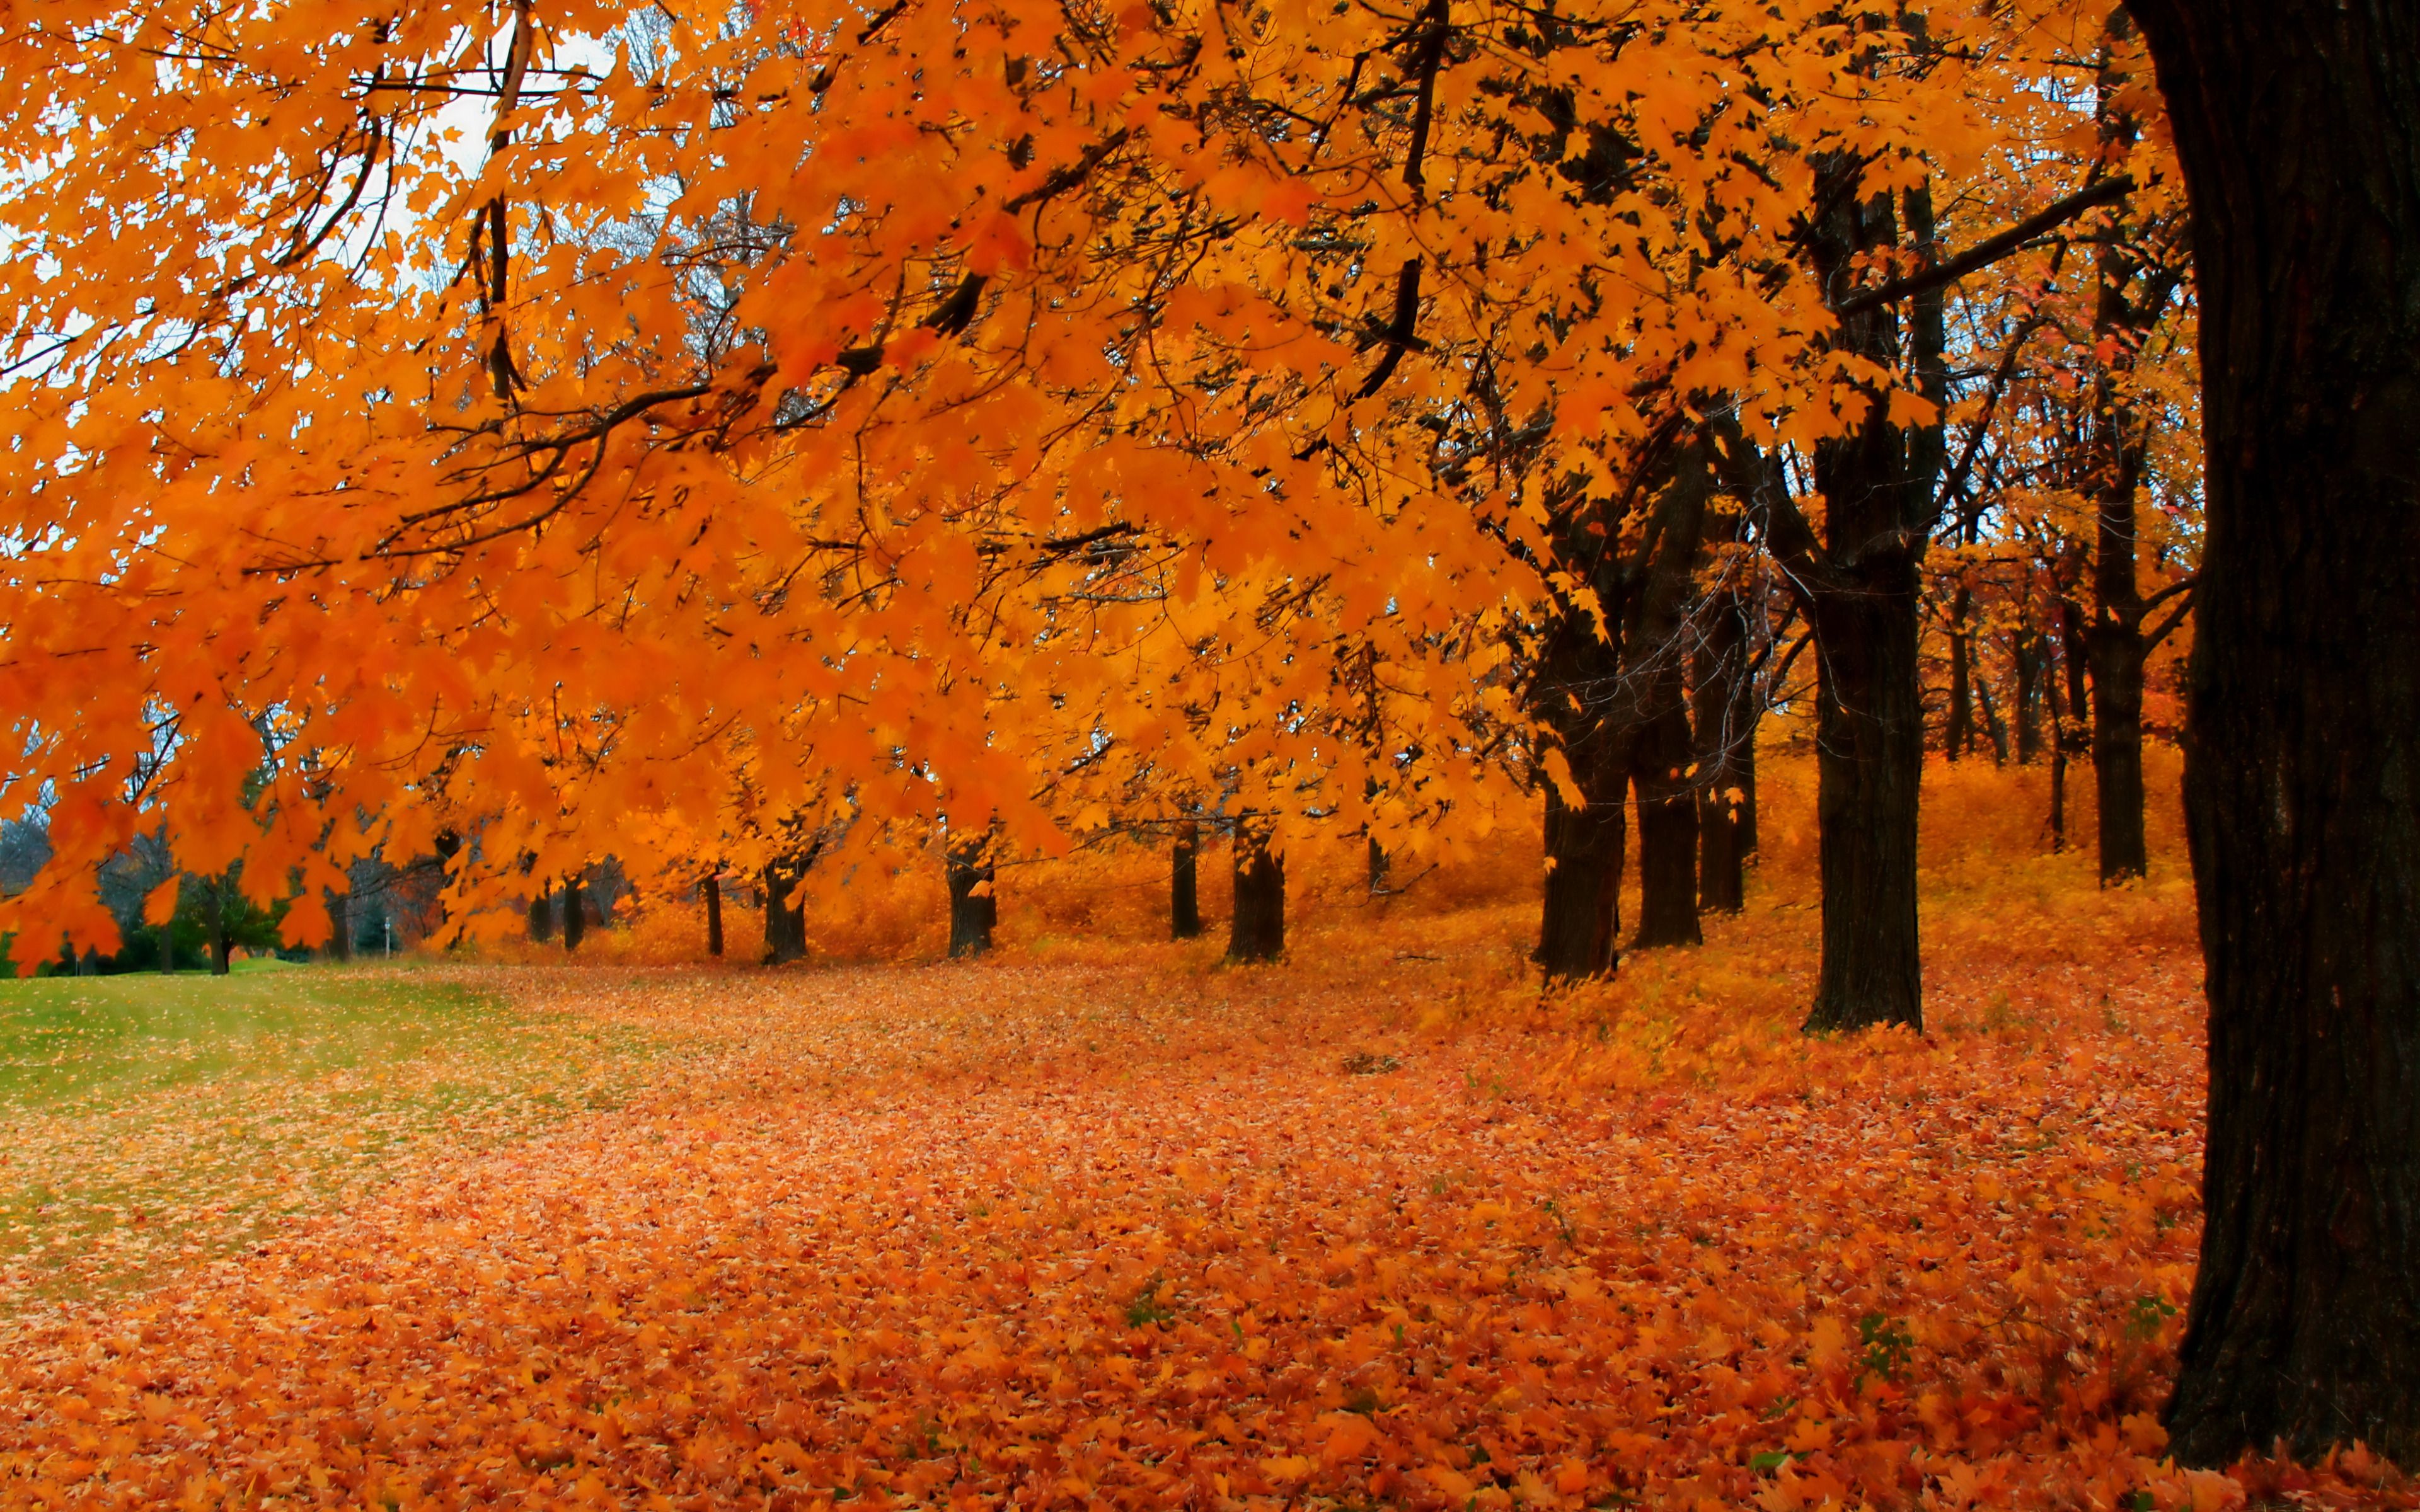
0,862,2407,1510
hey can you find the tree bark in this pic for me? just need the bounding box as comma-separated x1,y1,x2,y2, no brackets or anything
761,859,807,963
2014,626,2045,765
561,874,585,953
526,880,553,942
208,884,231,976
946,837,996,959
2050,588,2090,853
1226,820,1285,963
328,890,351,962
1536,760,1626,979
1692,585,1756,915
2082,54,2164,885
1778,174,1947,1036
2130,0,2420,1466
1170,822,1202,939
1632,699,1702,948
1944,585,1975,760
703,873,723,958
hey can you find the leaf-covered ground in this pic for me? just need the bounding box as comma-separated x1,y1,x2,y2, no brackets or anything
0,966,658,1320
0,875,2409,1510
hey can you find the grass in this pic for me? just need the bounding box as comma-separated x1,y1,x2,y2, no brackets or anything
0,963,661,1317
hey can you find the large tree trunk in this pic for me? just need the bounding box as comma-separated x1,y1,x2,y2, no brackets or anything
1789,176,1946,1036
1631,698,1702,949
946,837,996,959
1226,821,1284,963
703,873,723,958
1536,763,1626,980
2131,0,2420,1467
761,860,807,963
1170,822,1203,939
2082,62,2161,885
1804,568,1925,1033
328,890,351,962
526,879,553,942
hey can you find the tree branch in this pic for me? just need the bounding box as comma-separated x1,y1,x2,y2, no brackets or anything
1833,175,2135,319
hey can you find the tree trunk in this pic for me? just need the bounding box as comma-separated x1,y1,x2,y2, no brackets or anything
2014,627,2045,765
1536,764,1626,979
947,837,996,959
1226,821,1284,963
562,874,585,953
703,873,723,958
2051,590,2090,853
209,886,231,976
159,907,175,973
1632,699,1702,948
1693,587,1754,915
1945,584,1975,760
2082,60,2159,885
761,861,807,963
2088,588,2150,881
1804,571,1926,1033
1170,822,1202,939
328,890,351,962
1788,176,1945,1036
2131,0,2420,1466
1974,662,2011,764
527,880,553,942
1366,834,1389,894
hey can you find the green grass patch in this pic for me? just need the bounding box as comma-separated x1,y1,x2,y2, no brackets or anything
0,965,659,1312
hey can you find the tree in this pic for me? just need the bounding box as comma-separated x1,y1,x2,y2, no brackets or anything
946,833,997,960
1226,820,1285,965
1169,822,1203,942
2128,0,2420,1467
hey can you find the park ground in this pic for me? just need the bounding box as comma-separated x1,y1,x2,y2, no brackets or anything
0,761,2407,1510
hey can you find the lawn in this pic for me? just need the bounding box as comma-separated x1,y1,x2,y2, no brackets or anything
0,963,657,1319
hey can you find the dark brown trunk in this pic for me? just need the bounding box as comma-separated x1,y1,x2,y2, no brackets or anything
703,873,723,957
946,837,996,959
761,860,807,963
209,886,231,976
2132,0,2420,1465
2051,591,2090,854
1789,176,1946,1036
1693,585,1756,914
1804,567,1926,1033
1974,658,2010,764
2082,60,2160,885
1226,821,1284,963
1366,834,1389,893
158,909,175,973
1170,822,1202,939
1632,699,1701,949
561,874,585,953
2088,579,2149,881
328,890,351,961
1944,585,1974,760
2014,627,2045,765
527,879,553,942
1536,762,1626,980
